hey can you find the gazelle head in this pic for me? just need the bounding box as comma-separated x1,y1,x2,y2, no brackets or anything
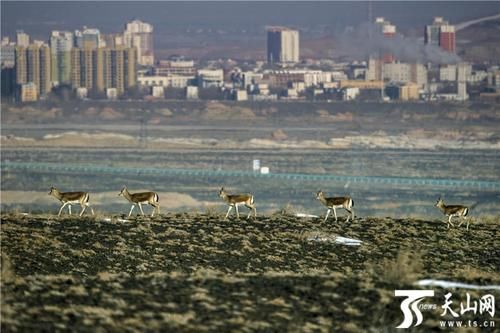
219,187,226,198
316,190,324,200
119,186,127,197
435,197,444,207
48,186,57,195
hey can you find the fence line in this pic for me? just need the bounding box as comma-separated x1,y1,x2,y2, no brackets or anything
2,162,499,190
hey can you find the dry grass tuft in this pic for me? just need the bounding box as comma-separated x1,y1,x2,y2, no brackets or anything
204,205,221,218
278,203,297,216
377,251,424,286
1,253,16,283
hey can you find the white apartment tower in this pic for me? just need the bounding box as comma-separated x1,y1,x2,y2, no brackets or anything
457,62,469,101
74,28,102,49
123,19,154,66
267,27,299,64
16,30,30,47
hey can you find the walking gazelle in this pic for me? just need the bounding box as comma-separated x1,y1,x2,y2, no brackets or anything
48,186,95,217
435,197,470,230
218,187,257,220
316,190,354,223
119,186,160,217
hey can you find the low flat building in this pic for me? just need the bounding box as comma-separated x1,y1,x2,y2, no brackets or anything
339,80,383,89
233,89,248,101
152,86,164,98
343,87,360,101
20,82,38,102
197,69,224,88
186,86,198,100
138,75,194,88
76,87,88,99
155,59,196,76
106,88,118,100
399,84,420,100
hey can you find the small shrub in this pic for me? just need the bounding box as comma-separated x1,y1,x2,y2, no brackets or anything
378,251,424,286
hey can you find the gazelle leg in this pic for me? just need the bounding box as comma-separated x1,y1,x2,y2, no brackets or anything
68,204,72,215
150,204,156,217
333,207,338,222
138,203,145,216
245,205,256,219
458,216,466,227
345,208,352,223
448,215,455,227
324,209,331,222
235,204,240,219
88,204,95,216
128,204,135,217
225,206,233,220
58,202,69,216
458,216,468,230
79,204,86,216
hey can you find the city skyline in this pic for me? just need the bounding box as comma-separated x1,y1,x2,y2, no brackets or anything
2,2,499,103
2,2,499,63
2,2,499,38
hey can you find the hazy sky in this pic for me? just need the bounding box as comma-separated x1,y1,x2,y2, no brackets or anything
2,1,499,40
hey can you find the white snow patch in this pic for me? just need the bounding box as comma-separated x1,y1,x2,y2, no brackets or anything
296,213,319,218
307,234,363,246
416,279,500,290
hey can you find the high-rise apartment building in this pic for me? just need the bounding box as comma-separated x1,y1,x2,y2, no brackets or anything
1,39,16,68
15,43,51,97
74,28,102,49
50,31,73,85
70,48,96,90
71,46,136,94
374,17,396,63
123,20,154,66
439,25,456,53
375,17,396,37
424,17,444,46
102,33,124,48
16,30,30,47
267,27,299,64
425,17,456,53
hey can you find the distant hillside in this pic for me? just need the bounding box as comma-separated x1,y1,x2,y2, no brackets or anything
457,18,500,63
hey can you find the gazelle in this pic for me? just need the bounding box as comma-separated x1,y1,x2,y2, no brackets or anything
435,197,469,230
118,186,160,217
48,186,95,217
218,187,256,220
316,190,354,223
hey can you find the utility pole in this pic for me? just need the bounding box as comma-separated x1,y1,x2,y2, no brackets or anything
139,109,149,148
